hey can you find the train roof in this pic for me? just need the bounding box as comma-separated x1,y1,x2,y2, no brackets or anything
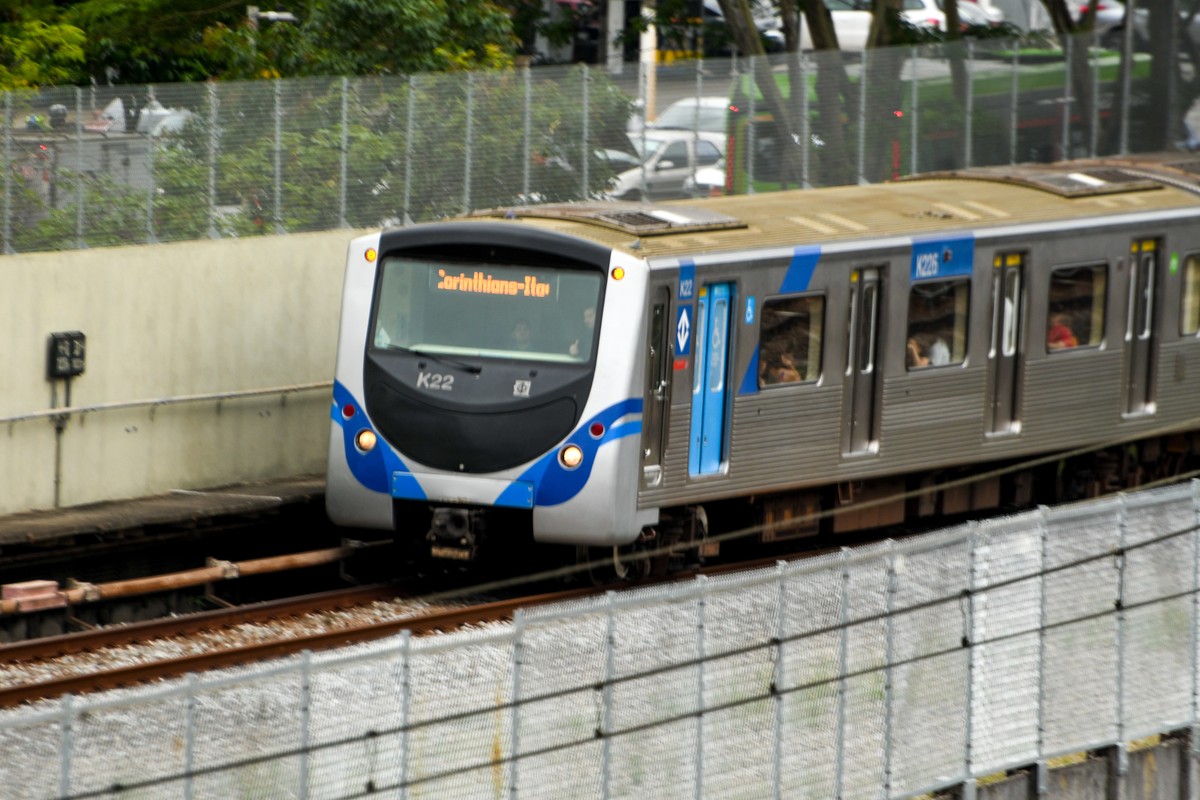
465,152,1200,261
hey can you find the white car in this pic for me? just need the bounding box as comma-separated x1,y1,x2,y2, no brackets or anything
796,0,1002,50
608,130,725,202
629,96,730,138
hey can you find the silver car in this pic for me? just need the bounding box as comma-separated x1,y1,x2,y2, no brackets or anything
608,130,725,202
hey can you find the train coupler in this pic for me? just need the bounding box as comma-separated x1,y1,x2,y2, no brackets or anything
426,507,481,561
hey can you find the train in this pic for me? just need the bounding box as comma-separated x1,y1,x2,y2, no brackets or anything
326,151,1200,575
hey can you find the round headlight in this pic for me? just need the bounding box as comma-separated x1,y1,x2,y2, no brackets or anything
355,429,377,453
559,444,583,469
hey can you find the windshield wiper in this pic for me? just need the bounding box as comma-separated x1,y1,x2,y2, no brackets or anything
408,348,482,374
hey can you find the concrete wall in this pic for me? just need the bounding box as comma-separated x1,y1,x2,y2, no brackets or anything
0,230,362,517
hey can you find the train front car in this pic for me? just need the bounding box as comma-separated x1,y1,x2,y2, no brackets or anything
326,222,654,562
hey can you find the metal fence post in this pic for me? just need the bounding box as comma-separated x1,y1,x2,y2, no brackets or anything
463,72,474,216
522,66,531,204
3,91,12,254
1089,41,1100,157
298,649,312,800
1036,508,1050,795
581,66,591,201
207,81,219,239
273,79,283,234
58,693,75,799
1060,36,1072,161
74,87,85,248
1114,496,1129,777
339,77,348,228
834,549,850,800
882,545,898,797
747,56,756,194
772,562,788,799
857,48,867,185
184,673,197,800
962,525,979,800
1009,41,1019,165
601,592,616,800
1191,480,1200,762
398,630,412,800
403,76,415,226
1120,5,1133,155
146,85,157,244
509,610,524,799
964,40,975,169
695,575,708,800
800,51,810,189
909,47,919,177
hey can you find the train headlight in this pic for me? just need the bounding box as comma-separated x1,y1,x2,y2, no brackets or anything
559,444,584,469
355,429,377,453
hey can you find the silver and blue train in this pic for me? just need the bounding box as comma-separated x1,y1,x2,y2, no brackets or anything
327,153,1200,566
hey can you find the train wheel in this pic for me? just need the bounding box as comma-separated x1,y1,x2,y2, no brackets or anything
578,541,652,586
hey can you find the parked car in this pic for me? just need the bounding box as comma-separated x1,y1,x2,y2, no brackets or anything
682,165,728,198
629,96,730,138
607,130,725,201
795,0,1003,50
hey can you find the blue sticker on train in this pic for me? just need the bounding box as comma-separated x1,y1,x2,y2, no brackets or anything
679,261,695,300
676,305,692,356
911,235,974,281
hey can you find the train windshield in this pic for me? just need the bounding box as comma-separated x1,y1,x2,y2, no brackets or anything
372,256,602,363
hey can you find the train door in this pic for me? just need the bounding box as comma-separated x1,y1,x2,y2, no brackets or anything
641,287,671,488
989,253,1024,433
844,267,883,455
689,283,734,476
1124,237,1160,415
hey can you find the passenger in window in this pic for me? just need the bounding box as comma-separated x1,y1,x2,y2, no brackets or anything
1046,311,1078,350
906,333,950,368
907,337,929,368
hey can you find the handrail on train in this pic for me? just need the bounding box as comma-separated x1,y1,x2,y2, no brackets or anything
0,381,333,426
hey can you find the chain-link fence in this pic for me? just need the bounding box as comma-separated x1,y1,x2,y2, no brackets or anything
2,479,1199,799
3,28,1189,255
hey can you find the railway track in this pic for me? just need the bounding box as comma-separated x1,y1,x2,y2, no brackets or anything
0,582,599,709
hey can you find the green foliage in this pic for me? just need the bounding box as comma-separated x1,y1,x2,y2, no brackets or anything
0,19,86,89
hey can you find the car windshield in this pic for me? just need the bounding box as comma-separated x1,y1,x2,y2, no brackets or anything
651,102,728,133
372,257,603,363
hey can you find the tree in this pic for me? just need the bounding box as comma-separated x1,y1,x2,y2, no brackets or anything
0,3,86,90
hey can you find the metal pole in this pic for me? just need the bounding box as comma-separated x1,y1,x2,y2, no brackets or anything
207,81,219,239
273,80,283,234
339,77,348,228
74,87,84,248
463,73,474,216
857,48,867,184
695,575,707,800
772,562,788,799
601,592,616,800
146,85,157,244
403,77,415,225
1192,481,1200,760
398,630,412,800
691,59,703,191
508,611,525,799
1035,509,1049,795
298,650,312,800
582,66,591,201
1114,496,1129,780
881,546,898,797
963,526,978,799
1089,41,1100,157
1061,36,1072,160
1009,41,1019,165
522,67,532,203
4,91,13,254
59,693,74,799
800,51,810,188
747,55,756,194
834,549,850,800
1120,5,1134,155
910,47,919,176
964,40,975,169
184,674,197,800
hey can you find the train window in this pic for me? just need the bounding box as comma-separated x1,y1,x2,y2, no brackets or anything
1047,265,1106,352
906,279,968,370
1182,254,1200,335
371,256,602,362
758,295,824,387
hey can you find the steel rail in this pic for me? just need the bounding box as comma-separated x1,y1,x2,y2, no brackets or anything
0,586,599,709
